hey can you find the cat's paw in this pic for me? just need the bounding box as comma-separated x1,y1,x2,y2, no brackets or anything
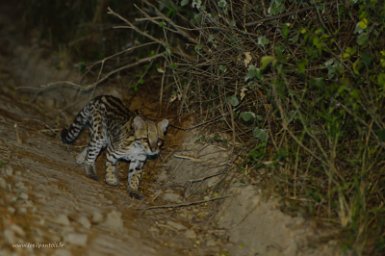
85,165,98,181
127,189,144,200
105,174,119,186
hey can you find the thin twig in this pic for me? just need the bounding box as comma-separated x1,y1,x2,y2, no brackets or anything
187,171,226,183
140,195,230,210
17,52,165,95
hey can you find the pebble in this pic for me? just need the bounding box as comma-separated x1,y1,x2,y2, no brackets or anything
184,229,197,240
15,181,26,190
0,177,6,189
11,224,25,237
17,207,27,214
161,190,182,203
19,192,28,201
53,249,72,256
65,233,88,246
78,216,91,229
165,220,187,231
55,214,70,226
4,165,13,176
91,211,103,224
103,210,123,231
7,207,15,214
206,239,217,247
3,229,15,244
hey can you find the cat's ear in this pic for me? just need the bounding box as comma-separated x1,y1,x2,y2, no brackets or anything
132,116,146,130
158,119,169,133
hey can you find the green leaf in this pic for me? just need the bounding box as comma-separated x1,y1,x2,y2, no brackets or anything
240,111,256,122
342,47,356,60
281,23,290,39
377,73,385,89
253,128,268,143
376,129,385,142
260,55,277,71
257,36,270,48
180,0,189,6
356,32,369,46
227,95,239,107
268,0,285,15
245,64,261,81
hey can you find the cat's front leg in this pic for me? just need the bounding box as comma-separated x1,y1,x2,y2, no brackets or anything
84,163,98,180
105,160,119,186
127,161,144,200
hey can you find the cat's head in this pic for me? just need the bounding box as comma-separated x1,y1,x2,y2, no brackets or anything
132,116,169,157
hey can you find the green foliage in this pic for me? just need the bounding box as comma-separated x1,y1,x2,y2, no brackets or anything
154,1,385,253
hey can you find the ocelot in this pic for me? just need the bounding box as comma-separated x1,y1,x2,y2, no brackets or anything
61,95,169,199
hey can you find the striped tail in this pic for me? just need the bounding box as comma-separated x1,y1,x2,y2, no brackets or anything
61,105,90,144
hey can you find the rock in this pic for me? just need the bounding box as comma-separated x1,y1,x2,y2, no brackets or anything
19,192,28,201
184,229,197,240
65,233,88,246
165,220,187,231
55,214,70,226
53,249,72,256
206,239,217,247
3,228,15,244
7,207,15,214
0,177,6,189
15,181,26,190
103,210,123,231
78,216,91,229
11,224,25,237
17,207,27,214
91,211,103,224
4,165,13,176
161,190,182,203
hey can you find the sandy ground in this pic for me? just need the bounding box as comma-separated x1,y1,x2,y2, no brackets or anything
0,4,339,256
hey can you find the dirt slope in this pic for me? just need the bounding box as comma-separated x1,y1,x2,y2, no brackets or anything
0,4,339,256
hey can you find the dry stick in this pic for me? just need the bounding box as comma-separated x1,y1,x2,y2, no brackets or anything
107,7,165,46
141,0,199,45
140,195,230,210
85,42,157,76
17,52,165,95
187,171,226,183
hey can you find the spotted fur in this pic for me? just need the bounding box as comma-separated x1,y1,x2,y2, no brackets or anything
61,95,168,199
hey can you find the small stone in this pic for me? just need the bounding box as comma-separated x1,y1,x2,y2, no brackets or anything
17,207,27,214
165,220,187,231
78,216,91,229
0,177,6,189
11,224,25,237
184,229,197,240
15,181,25,190
206,239,217,247
3,229,15,244
53,249,71,256
65,233,88,246
15,171,21,176
19,193,28,201
55,214,70,226
161,190,182,203
91,211,103,224
7,207,15,214
103,210,123,231
4,165,13,176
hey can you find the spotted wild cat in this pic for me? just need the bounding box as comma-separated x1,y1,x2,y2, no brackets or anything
61,95,169,199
